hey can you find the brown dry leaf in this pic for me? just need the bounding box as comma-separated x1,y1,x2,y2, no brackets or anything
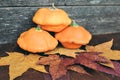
38,55,64,80
97,61,120,77
75,52,120,77
100,60,114,68
0,52,47,80
74,52,111,70
45,47,84,58
38,54,75,80
38,51,120,79
67,65,89,75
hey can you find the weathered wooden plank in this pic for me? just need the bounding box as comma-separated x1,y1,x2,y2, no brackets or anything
1,0,120,6
66,0,120,6
0,0,65,6
0,6,120,44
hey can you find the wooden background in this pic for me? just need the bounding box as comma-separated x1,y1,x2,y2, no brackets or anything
0,1,120,80
0,0,120,44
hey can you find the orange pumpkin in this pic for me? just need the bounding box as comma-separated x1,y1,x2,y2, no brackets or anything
55,20,92,49
17,26,58,53
33,4,71,32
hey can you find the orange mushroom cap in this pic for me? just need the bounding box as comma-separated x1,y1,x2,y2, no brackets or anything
17,27,58,53
55,21,92,49
33,5,71,32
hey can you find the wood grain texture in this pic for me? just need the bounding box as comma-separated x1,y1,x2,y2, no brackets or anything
1,0,120,6
0,6,120,44
0,0,120,44
66,0,120,6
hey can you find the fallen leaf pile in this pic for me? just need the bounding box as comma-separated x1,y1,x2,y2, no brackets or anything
0,39,120,80
39,39,120,80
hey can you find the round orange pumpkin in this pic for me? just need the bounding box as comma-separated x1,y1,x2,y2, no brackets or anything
17,26,58,53
55,20,92,49
33,4,71,32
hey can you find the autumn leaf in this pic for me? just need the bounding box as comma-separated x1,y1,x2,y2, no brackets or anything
0,52,47,80
74,52,120,77
80,51,114,68
77,52,108,63
45,47,84,58
74,52,110,70
100,60,114,68
37,52,112,80
86,39,113,52
38,50,120,79
38,54,75,80
86,39,120,60
67,65,89,75
100,50,120,60
97,61,120,77
38,55,64,80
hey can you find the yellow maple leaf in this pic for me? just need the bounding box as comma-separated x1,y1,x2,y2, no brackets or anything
85,39,120,68
0,52,47,80
45,47,85,58
100,50,120,60
86,39,120,60
86,39,113,52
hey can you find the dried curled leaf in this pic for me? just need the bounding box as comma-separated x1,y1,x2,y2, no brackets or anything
45,47,84,58
38,54,75,80
75,52,110,70
38,52,115,80
38,55,64,80
75,52,120,77
100,60,114,69
0,52,47,80
97,61,120,77
67,65,89,75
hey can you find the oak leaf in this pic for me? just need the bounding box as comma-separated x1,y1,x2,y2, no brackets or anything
0,52,47,80
45,47,84,58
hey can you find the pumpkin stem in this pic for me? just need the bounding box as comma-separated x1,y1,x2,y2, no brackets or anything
35,25,42,32
52,3,57,9
70,20,79,27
